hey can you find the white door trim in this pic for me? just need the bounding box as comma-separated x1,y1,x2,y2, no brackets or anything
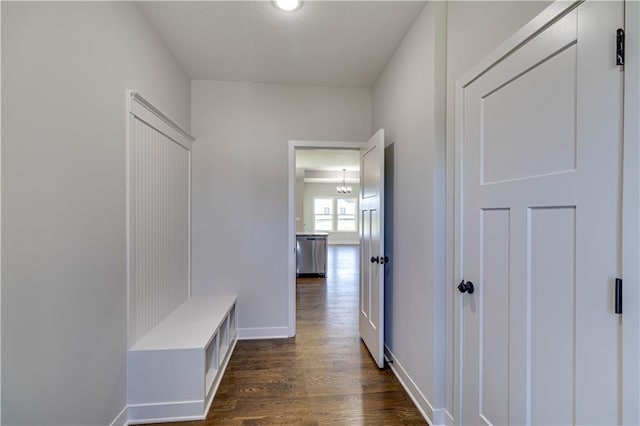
287,140,364,337
623,1,640,424
0,4,3,420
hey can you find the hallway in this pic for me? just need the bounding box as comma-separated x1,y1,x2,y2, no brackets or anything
172,245,426,425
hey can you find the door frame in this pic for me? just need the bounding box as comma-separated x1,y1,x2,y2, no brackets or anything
287,140,364,337
622,1,640,424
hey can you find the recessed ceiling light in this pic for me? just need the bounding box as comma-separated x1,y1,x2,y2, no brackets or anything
273,0,302,12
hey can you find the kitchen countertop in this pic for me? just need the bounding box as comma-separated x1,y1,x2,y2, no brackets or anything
296,232,329,237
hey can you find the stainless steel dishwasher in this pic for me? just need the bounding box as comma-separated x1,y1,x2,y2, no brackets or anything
296,232,328,276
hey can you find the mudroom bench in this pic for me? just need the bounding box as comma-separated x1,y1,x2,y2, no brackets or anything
127,295,237,424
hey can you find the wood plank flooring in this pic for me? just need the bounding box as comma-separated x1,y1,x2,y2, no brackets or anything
162,245,427,425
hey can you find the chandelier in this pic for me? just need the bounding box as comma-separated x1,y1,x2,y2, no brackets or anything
336,169,352,194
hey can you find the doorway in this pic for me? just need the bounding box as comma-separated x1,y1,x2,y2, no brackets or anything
288,130,386,368
287,141,364,337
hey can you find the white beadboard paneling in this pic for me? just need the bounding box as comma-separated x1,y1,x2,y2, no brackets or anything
128,93,193,346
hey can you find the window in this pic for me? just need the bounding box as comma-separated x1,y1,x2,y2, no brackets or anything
337,199,356,231
313,198,333,231
314,198,357,232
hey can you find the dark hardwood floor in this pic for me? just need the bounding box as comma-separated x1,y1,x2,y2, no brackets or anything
163,245,427,425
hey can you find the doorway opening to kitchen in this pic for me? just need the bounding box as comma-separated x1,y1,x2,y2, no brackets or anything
287,142,364,338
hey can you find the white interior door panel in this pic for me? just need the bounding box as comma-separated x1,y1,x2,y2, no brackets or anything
360,129,385,368
457,2,624,424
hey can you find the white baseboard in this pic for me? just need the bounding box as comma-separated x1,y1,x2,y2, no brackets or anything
110,405,128,426
127,399,205,425
237,326,289,340
384,345,445,426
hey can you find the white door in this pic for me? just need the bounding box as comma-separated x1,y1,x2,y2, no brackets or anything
360,129,385,368
457,2,623,425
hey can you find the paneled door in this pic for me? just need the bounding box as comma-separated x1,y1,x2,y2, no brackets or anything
360,129,385,368
457,2,623,424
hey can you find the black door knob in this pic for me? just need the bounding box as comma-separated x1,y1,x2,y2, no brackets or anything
371,256,380,264
458,280,474,294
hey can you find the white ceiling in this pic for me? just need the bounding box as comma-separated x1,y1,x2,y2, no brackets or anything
137,1,426,87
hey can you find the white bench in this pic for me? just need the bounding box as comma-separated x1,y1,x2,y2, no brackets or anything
127,296,237,424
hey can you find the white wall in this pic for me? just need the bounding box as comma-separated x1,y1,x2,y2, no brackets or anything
372,2,445,420
302,182,360,245
372,1,551,423
191,81,370,336
1,2,190,425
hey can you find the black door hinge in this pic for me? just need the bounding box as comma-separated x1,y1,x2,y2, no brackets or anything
617,28,625,66
615,278,623,315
